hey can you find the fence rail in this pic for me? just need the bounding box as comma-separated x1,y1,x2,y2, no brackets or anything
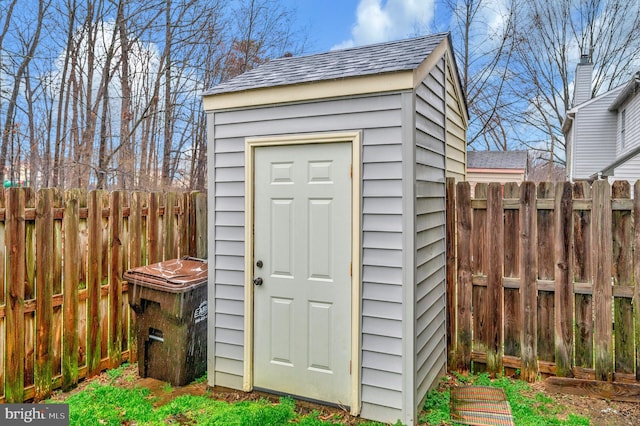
446,178,640,386
0,188,207,402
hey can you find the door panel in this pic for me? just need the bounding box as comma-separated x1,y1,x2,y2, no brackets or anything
253,142,351,406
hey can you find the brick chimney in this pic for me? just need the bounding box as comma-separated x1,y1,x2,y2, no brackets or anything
572,54,593,106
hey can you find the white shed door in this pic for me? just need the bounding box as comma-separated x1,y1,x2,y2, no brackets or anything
253,142,352,406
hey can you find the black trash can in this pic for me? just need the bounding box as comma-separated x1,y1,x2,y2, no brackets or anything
125,256,208,386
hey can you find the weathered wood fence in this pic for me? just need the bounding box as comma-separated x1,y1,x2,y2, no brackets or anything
446,179,640,387
0,188,207,403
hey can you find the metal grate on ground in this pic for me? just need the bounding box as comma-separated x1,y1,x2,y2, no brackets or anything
450,386,515,426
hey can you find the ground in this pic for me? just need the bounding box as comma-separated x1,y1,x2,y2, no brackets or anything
48,365,640,425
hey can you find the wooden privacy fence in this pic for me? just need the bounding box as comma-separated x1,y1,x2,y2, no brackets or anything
0,187,207,403
446,178,640,387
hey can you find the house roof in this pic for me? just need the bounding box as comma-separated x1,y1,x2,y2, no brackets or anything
467,151,528,170
203,33,449,96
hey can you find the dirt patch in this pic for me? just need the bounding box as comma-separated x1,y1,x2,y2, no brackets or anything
532,381,640,426
48,365,640,425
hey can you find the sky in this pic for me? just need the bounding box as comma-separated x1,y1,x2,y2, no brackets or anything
284,0,439,54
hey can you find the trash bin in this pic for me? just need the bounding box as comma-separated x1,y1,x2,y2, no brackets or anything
125,256,208,386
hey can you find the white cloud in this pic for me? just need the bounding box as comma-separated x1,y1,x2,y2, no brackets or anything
332,0,436,50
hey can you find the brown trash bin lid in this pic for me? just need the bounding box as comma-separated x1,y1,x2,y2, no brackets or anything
124,257,207,293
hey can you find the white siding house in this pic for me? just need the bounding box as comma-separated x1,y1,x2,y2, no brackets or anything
202,34,468,426
564,56,640,183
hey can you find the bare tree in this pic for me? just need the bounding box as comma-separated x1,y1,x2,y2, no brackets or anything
509,0,640,164
0,0,49,184
440,0,518,151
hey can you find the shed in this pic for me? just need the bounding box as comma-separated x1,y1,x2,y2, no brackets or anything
203,33,468,425
466,150,529,193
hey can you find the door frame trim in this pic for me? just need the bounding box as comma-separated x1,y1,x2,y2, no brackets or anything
243,131,362,415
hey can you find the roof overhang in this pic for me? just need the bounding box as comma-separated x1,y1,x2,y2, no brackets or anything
202,71,415,111
203,36,452,112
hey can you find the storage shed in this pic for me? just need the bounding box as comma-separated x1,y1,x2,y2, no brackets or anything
203,33,468,425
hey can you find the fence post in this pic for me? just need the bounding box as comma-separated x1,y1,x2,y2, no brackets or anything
592,180,613,381
446,178,456,368
35,189,54,400
5,188,26,402
455,182,472,373
634,181,640,381
485,183,504,376
520,182,538,382
554,182,573,377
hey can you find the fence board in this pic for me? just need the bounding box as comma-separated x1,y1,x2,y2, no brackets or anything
592,181,613,382
573,182,593,370
537,183,555,365
194,192,207,258
77,191,88,371
485,183,503,376
62,190,80,390
472,183,487,372
108,191,124,369
446,178,456,368
634,182,640,381
87,190,104,378
455,182,472,372
503,183,521,359
554,182,573,377
100,192,109,362
52,190,63,380
611,181,634,375
6,188,26,402
24,190,36,390
148,192,160,264
34,189,54,401
0,192,5,400
519,182,538,382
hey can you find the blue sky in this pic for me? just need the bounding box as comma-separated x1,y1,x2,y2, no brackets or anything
284,0,440,54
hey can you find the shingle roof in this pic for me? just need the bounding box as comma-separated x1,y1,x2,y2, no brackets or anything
467,151,528,170
204,33,449,95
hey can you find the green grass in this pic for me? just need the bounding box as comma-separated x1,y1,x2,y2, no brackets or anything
54,382,363,426
419,373,590,426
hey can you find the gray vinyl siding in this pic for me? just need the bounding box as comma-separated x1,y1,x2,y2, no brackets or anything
444,55,466,181
571,89,621,180
414,59,447,410
208,93,407,421
617,93,640,156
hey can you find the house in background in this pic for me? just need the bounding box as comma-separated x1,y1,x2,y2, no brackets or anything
466,150,528,194
203,33,467,425
563,55,640,184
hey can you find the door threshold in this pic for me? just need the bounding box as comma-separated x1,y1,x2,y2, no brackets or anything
252,386,351,413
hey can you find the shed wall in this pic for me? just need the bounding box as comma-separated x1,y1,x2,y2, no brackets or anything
444,55,466,181
414,58,448,410
207,93,408,422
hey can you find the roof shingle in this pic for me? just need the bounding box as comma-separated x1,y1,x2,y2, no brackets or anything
204,33,449,95
467,151,528,170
